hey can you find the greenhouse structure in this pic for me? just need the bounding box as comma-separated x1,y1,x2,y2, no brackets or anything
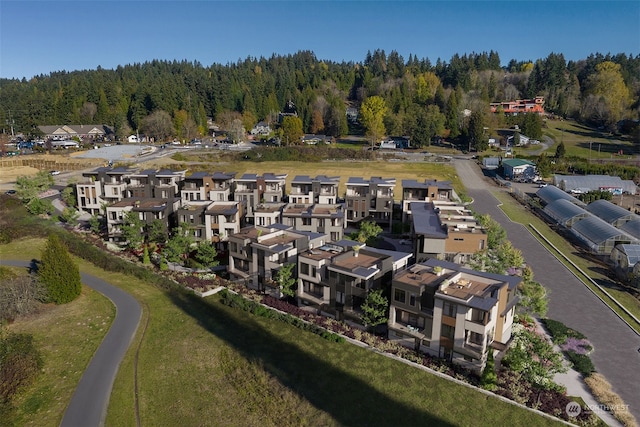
610,244,640,276
586,199,639,227
543,199,592,228
619,219,640,240
536,185,585,207
571,216,638,255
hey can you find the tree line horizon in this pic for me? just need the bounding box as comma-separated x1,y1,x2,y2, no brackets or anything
0,49,637,148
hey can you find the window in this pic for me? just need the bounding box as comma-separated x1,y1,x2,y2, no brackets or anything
189,214,194,224
300,263,309,276
302,218,311,226
409,293,416,306
394,289,406,303
469,331,483,346
443,301,457,317
336,291,345,305
441,324,454,339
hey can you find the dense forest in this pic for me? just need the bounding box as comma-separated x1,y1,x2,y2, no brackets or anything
0,50,638,147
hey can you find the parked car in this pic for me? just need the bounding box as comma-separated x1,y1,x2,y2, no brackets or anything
538,183,548,188
49,170,61,176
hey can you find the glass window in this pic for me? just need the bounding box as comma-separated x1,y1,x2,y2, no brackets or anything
394,289,406,303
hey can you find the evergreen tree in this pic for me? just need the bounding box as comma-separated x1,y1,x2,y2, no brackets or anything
481,351,498,391
555,141,566,158
39,234,81,304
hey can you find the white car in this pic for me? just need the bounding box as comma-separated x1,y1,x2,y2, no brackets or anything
49,170,61,176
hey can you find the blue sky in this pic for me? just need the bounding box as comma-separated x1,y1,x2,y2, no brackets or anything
1,1,638,80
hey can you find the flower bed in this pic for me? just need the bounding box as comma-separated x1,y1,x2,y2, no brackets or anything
541,318,595,378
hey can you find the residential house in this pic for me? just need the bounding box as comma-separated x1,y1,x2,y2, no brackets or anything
234,173,287,223
205,201,244,245
250,121,272,136
227,225,323,294
254,202,286,228
76,166,133,215
180,171,236,203
325,246,394,324
127,169,186,199
411,201,487,264
345,176,395,228
301,134,333,145
281,203,346,242
105,198,180,243
490,97,545,115
289,175,340,205
39,124,114,141
401,179,456,223
388,259,521,374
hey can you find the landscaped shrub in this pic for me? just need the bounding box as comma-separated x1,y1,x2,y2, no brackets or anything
0,332,43,404
566,352,595,377
218,290,345,344
541,318,586,344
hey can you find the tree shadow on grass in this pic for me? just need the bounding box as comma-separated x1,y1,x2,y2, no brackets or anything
166,289,456,427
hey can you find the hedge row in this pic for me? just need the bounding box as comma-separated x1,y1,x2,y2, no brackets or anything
218,289,345,343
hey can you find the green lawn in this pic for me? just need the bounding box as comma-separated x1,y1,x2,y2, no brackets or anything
542,119,637,158
1,237,563,427
1,239,115,427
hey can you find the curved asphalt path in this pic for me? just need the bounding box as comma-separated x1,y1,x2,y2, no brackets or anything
454,160,640,422
1,260,141,427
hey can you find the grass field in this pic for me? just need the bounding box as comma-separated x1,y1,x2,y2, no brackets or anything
1,238,563,427
542,119,638,158
1,239,115,427
165,158,463,200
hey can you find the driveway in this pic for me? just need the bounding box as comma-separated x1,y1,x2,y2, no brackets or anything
1,260,141,427
454,159,640,422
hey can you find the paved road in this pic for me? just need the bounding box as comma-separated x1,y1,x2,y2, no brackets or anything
1,260,141,427
454,159,640,423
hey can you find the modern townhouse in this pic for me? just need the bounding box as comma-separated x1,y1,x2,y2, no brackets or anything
289,175,340,204
227,225,324,294
254,202,286,227
105,197,180,243
204,201,244,245
234,173,287,223
76,166,133,215
282,203,346,242
345,176,395,228
127,169,186,199
176,200,244,244
411,201,487,264
401,179,456,223
324,246,394,324
388,259,520,374
180,171,236,203
296,242,411,317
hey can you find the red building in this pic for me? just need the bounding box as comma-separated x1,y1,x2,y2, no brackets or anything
490,96,545,115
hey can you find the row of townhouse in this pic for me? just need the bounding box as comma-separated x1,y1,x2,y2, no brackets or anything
78,166,464,239
226,222,518,374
